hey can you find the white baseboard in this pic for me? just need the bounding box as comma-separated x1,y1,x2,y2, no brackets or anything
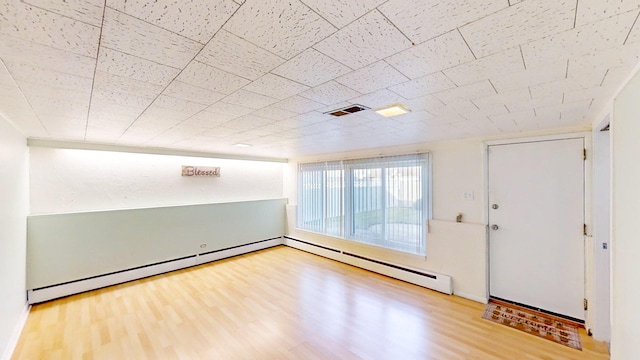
454,291,489,304
284,237,452,295
197,238,283,264
28,238,283,304
1,302,30,360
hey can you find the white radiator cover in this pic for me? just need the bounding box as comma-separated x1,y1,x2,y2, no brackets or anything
28,237,453,304
284,237,453,295
27,238,283,304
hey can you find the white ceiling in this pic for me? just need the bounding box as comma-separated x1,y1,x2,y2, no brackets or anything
1,0,639,159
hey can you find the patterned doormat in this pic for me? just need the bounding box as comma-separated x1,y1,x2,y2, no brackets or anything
482,302,582,350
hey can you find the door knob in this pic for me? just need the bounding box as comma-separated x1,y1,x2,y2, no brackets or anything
492,204,499,209
491,224,499,231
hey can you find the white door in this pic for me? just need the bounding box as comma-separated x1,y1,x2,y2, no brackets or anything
488,138,585,320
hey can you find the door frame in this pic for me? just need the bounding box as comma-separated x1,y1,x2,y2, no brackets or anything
483,132,592,321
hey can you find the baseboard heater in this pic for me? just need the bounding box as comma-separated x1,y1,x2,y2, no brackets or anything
27,237,283,304
284,237,453,295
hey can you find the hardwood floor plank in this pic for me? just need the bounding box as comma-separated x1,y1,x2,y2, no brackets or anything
12,246,609,359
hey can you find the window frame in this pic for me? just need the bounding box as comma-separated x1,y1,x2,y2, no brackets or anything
297,153,431,255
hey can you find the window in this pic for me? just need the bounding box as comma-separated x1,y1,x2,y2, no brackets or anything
297,154,429,255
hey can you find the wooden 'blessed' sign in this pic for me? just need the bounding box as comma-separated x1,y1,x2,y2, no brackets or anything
181,166,220,177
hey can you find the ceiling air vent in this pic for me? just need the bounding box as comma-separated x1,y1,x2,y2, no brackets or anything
325,104,369,117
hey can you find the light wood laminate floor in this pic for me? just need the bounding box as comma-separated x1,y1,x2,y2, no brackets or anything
13,246,610,359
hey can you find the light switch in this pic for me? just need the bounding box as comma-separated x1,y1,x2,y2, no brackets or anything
462,191,474,200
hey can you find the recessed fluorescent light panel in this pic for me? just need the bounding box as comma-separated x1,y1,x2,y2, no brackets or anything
234,143,251,148
375,104,411,117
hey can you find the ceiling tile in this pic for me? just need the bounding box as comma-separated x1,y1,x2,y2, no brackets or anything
489,60,567,93
0,68,48,136
151,95,208,116
271,48,351,87
563,86,608,103
273,96,326,114
403,95,447,113
385,30,476,79
196,30,284,81
0,1,100,57
222,114,275,130
443,47,525,86
568,43,640,78
472,88,531,110
349,89,407,110
267,119,304,131
300,0,387,28
452,117,501,136
601,64,637,89
389,72,457,99
163,81,226,106
85,120,131,143
93,70,164,98
433,80,497,104
91,87,154,110
521,10,638,67
17,82,90,105
625,12,640,43
108,0,238,43
536,100,592,125
223,89,279,109
24,0,105,27
336,61,409,94
119,118,178,143
455,98,509,118
576,0,640,27
506,94,564,113
378,0,508,44
29,102,88,128
145,124,208,146
489,109,536,131
5,61,93,93
250,106,298,121
459,0,576,58
176,61,250,94
206,101,255,118
98,47,180,87
313,10,412,69
223,0,336,59
290,111,332,126
39,115,87,140
181,110,238,128
0,34,96,78
101,7,203,68
299,81,362,105
529,79,593,99
243,74,310,100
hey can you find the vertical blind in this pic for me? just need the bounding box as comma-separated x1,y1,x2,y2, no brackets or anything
297,154,429,255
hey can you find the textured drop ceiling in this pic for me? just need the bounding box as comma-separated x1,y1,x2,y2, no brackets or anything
1,0,639,158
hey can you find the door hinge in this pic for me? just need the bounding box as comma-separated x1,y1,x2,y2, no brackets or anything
584,298,588,311
583,148,587,160
583,224,587,236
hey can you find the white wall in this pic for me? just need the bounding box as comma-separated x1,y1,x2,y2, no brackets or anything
611,68,640,359
29,147,285,214
0,116,29,359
